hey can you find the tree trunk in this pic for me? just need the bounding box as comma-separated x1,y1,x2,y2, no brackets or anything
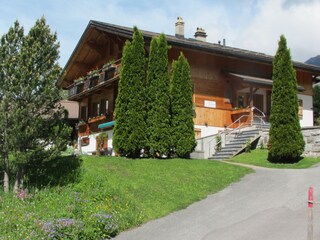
3,152,10,193
13,164,24,193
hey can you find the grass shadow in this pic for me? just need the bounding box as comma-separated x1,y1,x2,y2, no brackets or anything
25,155,83,189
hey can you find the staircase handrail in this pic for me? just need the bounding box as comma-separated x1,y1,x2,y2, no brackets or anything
252,106,266,118
225,114,251,130
210,114,251,154
213,106,266,153
208,114,250,145
251,106,266,129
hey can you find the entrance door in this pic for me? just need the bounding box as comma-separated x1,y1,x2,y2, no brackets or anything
253,94,264,111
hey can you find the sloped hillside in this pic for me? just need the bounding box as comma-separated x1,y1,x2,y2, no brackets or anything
306,55,320,66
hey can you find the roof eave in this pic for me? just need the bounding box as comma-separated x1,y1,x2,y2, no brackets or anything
58,20,320,88
57,21,95,88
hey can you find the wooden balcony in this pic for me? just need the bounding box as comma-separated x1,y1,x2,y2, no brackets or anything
78,113,114,137
67,60,121,100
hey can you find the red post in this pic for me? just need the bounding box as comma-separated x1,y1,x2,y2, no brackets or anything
308,187,314,208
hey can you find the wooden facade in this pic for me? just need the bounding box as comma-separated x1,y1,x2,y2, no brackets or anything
59,20,320,150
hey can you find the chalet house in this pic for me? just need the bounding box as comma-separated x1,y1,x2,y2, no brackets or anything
58,18,320,156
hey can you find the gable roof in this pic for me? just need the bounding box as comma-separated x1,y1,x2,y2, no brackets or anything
59,20,320,88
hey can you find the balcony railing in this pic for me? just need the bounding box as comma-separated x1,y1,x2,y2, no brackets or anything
68,59,121,98
68,84,84,96
77,113,114,137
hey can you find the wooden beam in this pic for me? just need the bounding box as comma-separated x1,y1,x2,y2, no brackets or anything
86,40,108,59
74,61,89,69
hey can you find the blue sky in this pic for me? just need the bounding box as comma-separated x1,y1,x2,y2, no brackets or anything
1,0,319,66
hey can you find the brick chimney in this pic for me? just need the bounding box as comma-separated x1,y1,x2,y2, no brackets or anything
175,17,184,38
194,27,207,42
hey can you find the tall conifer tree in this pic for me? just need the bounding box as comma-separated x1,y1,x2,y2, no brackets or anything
170,53,196,158
268,35,305,163
113,27,147,157
0,21,24,192
0,18,71,192
146,34,171,157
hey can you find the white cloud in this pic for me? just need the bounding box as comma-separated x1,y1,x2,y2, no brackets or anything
0,0,319,65
236,0,320,62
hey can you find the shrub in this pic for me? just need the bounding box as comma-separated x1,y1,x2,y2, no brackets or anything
245,139,252,153
215,135,222,152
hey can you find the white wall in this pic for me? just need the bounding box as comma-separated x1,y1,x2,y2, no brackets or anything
79,130,114,155
298,94,313,127
194,125,224,138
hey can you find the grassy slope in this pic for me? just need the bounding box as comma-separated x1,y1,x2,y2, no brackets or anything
228,149,320,169
82,156,253,222
0,156,252,239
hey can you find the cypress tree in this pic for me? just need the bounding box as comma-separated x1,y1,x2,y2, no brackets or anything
113,41,131,155
268,35,305,163
170,53,196,158
146,34,171,157
113,27,147,158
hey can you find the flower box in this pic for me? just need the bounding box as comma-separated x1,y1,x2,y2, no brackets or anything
88,115,106,123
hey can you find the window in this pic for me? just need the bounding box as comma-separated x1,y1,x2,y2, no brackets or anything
80,106,87,120
299,99,303,119
253,94,264,111
100,99,109,114
92,102,100,117
238,95,244,108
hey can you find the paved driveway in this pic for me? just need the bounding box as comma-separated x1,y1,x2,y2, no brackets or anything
114,163,320,240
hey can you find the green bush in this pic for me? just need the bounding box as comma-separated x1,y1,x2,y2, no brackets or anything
215,135,222,152
245,139,252,153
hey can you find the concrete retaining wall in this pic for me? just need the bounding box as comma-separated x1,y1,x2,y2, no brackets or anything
257,127,320,157
301,126,320,157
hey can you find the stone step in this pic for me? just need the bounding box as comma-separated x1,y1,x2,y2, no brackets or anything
209,126,262,160
213,151,234,156
229,139,248,144
239,131,260,136
224,143,245,148
233,135,256,140
209,155,232,160
219,147,243,152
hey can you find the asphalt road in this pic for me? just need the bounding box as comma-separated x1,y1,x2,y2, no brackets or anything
114,163,320,240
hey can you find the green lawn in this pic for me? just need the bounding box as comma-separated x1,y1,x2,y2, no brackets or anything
0,156,252,239
82,156,253,221
228,149,320,169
